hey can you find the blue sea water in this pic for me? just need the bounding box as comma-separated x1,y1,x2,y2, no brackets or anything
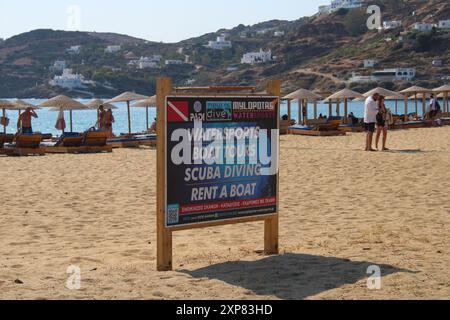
0,98,435,136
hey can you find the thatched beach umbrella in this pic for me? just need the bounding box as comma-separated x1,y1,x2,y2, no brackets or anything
131,95,156,131
85,99,118,110
324,89,363,123
433,85,450,113
105,92,149,134
39,95,88,133
363,87,404,114
400,86,431,121
283,89,322,123
0,100,19,133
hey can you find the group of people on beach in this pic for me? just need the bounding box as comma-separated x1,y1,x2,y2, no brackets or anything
96,105,115,137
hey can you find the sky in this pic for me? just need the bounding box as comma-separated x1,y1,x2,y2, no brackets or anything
0,0,330,43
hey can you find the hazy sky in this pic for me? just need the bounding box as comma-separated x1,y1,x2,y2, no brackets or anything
0,0,330,42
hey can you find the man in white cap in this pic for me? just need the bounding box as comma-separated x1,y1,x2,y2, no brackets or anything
364,93,380,152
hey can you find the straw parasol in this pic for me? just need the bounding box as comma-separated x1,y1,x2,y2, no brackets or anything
39,95,89,132
324,89,363,123
105,92,149,134
400,86,431,120
283,89,322,122
362,87,404,114
433,85,450,113
131,96,157,131
85,99,118,110
0,100,20,133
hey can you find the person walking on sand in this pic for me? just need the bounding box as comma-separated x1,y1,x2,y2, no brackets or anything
375,95,389,151
17,107,38,134
364,93,380,152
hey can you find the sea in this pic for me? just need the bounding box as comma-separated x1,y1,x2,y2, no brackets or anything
0,98,434,136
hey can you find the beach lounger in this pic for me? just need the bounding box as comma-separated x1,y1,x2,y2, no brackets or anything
288,124,346,136
107,134,157,148
42,132,85,154
290,116,346,136
338,124,365,133
3,134,45,156
280,120,296,135
0,134,14,155
82,131,112,153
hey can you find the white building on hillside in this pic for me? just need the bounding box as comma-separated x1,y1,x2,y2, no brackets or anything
363,59,377,68
318,0,363,14
383,21,402,30
318,5,332,14
105,45,122,53
331,0,363,11
67,45,81,54
274,31,285,37
206,35,232,50
49,68,84,89
438,20,450,29
165,60,184,65
50,59,66,72
349,68,416,83
129,56,160,69
241,49,273,65
413,22,434,32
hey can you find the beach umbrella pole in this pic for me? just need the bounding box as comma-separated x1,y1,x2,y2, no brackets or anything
404,96,408,122
287,100,291,121
314,99,317,120
344,99,348,124
127,101,132,134
146,106,149,131
70,110,73,132
2,108,5,133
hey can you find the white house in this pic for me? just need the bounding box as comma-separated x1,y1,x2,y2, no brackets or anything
67,45,81,54
318,5,332,14
274,31,285,37
206,35,232,50
438,20,450,29
241,49,273,65
49,68,84,89
432,60,443,67
50,59,66,72
165,60,184,65
363,59,377,68
372,68,416,81
383,21,402,30
330,0,363,12
349,68,416,83
105,45,122,53
413,22,434,32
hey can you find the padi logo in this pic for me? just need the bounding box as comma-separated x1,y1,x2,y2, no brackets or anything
206,101,232,121
190,101,205,121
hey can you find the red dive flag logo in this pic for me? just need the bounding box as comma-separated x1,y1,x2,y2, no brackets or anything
167,100,189,122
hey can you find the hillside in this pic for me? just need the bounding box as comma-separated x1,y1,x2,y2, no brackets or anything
0,0,449,98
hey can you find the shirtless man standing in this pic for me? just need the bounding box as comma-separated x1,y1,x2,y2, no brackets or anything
17,107,38,134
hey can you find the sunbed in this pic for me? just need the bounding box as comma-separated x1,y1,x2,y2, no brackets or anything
107,133,157,148
2,134,45,156
42,131,112,154
289,117,346,136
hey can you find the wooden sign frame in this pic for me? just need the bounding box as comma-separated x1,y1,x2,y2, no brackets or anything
156,77,280,271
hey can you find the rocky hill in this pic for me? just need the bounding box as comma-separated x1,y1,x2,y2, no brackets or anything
0,0,448,98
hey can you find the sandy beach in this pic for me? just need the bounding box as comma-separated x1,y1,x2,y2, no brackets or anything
0,126,449,300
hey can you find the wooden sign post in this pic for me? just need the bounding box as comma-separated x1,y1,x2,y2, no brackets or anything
156,77,280,271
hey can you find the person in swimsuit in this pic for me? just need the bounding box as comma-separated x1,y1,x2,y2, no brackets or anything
17,107,38,134
105,109,115,138
375,95,389,151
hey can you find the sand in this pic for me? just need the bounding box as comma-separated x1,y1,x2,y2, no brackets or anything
0,126,449,300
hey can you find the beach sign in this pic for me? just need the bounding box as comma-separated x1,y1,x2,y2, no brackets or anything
156,78,280,271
